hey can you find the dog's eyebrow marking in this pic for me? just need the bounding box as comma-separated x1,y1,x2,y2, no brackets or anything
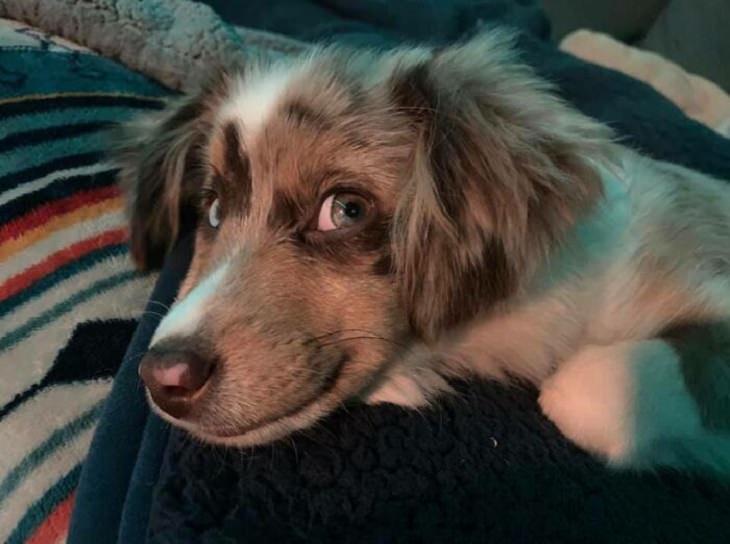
268,190,299,230
222,122,252,214
150,261,230,346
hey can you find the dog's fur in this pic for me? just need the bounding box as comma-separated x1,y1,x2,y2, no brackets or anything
117,32,730,474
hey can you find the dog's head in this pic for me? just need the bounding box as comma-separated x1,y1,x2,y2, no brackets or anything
118,32,609,445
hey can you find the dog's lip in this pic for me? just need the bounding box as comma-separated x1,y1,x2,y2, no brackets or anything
183,353,349,441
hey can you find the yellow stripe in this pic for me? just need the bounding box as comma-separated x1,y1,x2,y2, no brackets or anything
0,92,166,107
0,197,124,262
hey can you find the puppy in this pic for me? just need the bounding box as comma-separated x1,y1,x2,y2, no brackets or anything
116,31,730,474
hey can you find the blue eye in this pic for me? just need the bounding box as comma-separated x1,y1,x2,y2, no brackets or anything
208,198,221,228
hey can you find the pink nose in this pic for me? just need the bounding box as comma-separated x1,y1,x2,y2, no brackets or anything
139,347,215,419
151,362,193,388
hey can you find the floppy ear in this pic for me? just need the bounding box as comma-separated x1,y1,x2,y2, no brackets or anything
388,32,613,340
113,74,230,270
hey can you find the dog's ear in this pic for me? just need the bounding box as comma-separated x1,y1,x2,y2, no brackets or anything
388,32,612,340
113,74,230,270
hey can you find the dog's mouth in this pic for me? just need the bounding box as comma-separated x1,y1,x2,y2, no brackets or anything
147,354,349,446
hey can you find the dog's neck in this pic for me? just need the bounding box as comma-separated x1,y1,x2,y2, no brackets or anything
438,159,635,384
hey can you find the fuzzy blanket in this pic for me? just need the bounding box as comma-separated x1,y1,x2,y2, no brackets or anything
3,1,730,543
0,0,305,93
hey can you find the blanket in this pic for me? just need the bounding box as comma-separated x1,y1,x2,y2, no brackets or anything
0,18,168,543
4,1,729,543
561,30,730,137
0,0,304,93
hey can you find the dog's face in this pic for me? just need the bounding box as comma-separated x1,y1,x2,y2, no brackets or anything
139,58,417,445
117,33,608,446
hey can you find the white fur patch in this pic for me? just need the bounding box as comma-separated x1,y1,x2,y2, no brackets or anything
365,373,433,407
366,369,454,408
219,66,294,140
151,262,230,345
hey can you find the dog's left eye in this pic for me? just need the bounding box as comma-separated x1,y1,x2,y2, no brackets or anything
208,198,221,228
317,193,369,231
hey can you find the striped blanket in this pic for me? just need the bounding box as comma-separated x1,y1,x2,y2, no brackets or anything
0,19,169,543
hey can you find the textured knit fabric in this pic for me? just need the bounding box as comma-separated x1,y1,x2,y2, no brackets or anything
0,0,303,93
0,20,168,543
63,1,730,543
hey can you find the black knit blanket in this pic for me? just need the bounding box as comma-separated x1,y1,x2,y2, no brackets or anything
69,2,730,543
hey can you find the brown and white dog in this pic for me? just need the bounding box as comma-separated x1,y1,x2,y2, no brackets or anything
117,32,730,474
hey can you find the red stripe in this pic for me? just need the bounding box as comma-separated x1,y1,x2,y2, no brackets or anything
0,185,120,244
0,227,128,301
26,491,75,544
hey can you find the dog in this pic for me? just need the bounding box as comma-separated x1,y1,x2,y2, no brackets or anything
116,31,730,474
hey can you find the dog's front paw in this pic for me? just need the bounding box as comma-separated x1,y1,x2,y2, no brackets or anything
539,339,730,473
363,367,453,408
539,342,639,462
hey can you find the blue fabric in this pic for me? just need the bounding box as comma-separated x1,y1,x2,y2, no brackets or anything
69,234,192,543
203,0,549,47
0,50,165,98
71,2,730,543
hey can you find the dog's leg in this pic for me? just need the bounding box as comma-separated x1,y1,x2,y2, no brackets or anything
363,356,454,408
538,336,730,474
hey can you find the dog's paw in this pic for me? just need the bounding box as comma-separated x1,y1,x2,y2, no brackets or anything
539,342,639,462
363,367,452,408
539,339,730,473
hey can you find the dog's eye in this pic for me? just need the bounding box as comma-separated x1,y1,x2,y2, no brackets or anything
208,198,221,228
317,193,369,231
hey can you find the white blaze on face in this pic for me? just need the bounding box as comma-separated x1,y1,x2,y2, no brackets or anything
218,65,295,141
151,262,230,346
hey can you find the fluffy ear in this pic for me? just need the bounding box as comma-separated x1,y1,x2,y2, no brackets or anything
387,32,612,340
112,74,230,270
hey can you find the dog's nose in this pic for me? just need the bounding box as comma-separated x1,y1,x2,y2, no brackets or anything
139,347,215,419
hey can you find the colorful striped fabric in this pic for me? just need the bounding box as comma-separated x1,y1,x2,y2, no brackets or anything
0,20,171,543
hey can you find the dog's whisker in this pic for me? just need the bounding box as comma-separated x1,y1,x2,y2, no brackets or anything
139,310,168,320
305,328,401,344
317,335,408,350
147,300,172,312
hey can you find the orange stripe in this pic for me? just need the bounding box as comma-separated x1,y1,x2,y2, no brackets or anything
0,186,120,243
26,491,75,544
0,197,123,262
0,228,128,301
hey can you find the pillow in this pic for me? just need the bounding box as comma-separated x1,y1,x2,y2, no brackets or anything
0,19,170,544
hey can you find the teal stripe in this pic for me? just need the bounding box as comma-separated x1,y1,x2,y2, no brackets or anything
0,50,168,99
0,107,145,139
0,399,103,506
0,132,108,179
0,269,138,353
6,464,82,544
